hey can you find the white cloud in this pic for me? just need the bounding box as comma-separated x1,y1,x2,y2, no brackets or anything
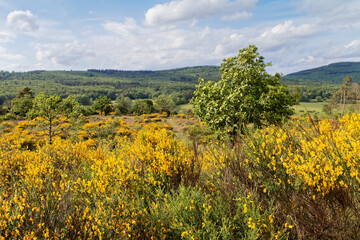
101,19,250,69
0,45,24,60
7,10,39,32
103,18,139,37
0,31,14,43
145,0,257,26
300,0,360,26
300,0,343,13
329,40,360,58
345,40,360,49
222,11,252,21
256,20,320,51
0,45,6,53
0,0,11,8
35,42,95,68
32,17,252,71
298,55,315,64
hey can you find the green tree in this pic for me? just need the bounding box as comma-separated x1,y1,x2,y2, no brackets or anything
92,96,113,115
27,93,63,145
61,95,88,125
192,45,295,135
16,86,33,98
132,99,153,115
11,87,34,116
154,95,176,116
115,97,132,115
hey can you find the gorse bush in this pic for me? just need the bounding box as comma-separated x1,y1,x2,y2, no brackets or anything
0,114,360,239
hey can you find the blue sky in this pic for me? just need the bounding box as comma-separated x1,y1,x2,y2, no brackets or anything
0,0,360,74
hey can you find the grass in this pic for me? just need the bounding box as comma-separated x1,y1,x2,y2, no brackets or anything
293,102,326,118
177,103,193,113
180,102,328,118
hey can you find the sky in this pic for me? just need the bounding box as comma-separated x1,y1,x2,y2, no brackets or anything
0,0,360,74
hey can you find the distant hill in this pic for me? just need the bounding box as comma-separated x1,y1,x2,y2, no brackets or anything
4,62,358,106
282,62,360,84
0,66,221,105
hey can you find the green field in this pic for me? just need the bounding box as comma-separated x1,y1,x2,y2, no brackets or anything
181,102,328,117
178,103,193,113
293,102,326,117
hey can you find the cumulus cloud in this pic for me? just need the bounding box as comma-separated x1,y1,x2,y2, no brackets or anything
222,11,252,21
300,0,359,14
7,10,39,32
145,0,257,26
0,31,14,43
0,45,24,60
103,18,139,36
256,20,320,51
300,0,360,26
328,40,360,58
35,42,95,68
298,55,315,64
32,18,250,70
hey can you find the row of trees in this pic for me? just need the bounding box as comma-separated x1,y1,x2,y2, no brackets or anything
0,87,179,144
1,87,178,119
4,45,296,143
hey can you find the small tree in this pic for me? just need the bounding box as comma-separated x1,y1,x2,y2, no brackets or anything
115,97,132,115
92,96,113,115
154,95,176,116
323,76,355,116
132,99,154,115
340,76,352,115
61,95,88,125
17,86,33,98
192,45,295,135
11,87,34,116
27,93,63,145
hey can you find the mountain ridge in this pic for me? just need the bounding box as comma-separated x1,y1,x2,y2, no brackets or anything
282,62,360,84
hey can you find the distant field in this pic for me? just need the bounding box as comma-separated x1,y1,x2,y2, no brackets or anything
179,102,360,118
293,102,326,117
178,103,193,113
180,102,326,116
294,102,360,118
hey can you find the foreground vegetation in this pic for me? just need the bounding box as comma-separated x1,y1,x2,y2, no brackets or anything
1,45,359,239
0,112,360,239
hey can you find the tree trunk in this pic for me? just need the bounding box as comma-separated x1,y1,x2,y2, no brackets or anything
341,88,346,116
49,118,52,145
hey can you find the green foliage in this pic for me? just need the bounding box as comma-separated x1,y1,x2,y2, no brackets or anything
192,45,295,133
10,87,34,117
27,93,62,120
154,95,176,116
91,96,113,115
16,86,33,98
0,66,221,106
27,93,70,144
75,94,92,106
322,76,360,116
11,95,33,116
115,97,132,115
132,99,154,115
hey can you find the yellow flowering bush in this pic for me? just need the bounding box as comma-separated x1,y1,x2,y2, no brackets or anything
1,113,360,239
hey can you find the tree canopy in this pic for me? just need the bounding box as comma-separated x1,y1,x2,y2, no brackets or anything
192,45,295,134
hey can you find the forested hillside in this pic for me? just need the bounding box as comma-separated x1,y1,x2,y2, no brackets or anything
282,62,360,84
0,66,221,105
1,62,360,106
